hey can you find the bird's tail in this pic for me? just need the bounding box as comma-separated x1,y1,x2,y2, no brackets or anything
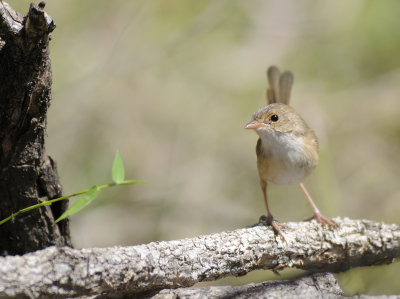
265,66,294,105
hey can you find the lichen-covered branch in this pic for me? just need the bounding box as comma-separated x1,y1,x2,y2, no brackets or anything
0,218,398,298
152,272,344,299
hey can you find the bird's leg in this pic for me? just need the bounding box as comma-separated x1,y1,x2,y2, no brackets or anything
299,183,337,227
259,180,286,241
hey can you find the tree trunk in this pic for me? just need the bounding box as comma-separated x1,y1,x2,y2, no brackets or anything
0,1,71,255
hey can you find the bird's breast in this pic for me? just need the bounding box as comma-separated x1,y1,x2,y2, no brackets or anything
256,132,318,185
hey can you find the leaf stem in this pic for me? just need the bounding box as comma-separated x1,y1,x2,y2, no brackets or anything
0,180,145,226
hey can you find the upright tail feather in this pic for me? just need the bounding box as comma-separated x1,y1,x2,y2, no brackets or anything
265,66,294,105
266,66,280,104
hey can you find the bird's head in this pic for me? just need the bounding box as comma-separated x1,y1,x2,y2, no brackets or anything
245,103,309,139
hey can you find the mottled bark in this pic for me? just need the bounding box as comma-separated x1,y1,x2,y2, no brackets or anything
152,273,344,299
0,218,398,298
0,1,71,255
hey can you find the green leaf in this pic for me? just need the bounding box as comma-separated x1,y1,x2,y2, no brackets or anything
112,150,125,183
55,186,100,223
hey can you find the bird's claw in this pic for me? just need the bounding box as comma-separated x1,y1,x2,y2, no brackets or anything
304,213,337,228
259,214,287,242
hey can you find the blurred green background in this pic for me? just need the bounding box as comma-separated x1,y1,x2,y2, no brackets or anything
10,0,400,295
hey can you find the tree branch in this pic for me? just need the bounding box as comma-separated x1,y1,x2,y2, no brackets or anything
0,218,398,298
152,272,344,298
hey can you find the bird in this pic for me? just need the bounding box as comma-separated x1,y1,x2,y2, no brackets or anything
245,66,336,240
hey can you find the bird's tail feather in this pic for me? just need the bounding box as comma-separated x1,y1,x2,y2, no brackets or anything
265,66,294,105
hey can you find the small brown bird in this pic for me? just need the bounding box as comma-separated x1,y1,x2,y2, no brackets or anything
245,66,336,240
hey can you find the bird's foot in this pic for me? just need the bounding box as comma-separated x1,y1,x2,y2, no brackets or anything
259,214,286,242
304,212,337,228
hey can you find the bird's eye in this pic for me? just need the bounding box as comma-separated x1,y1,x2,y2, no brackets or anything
270,114,279,122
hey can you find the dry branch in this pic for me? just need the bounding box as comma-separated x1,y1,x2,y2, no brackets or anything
0,217,398,298
152,272,344,299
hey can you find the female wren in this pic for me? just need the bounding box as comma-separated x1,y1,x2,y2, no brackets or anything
245,66,336,240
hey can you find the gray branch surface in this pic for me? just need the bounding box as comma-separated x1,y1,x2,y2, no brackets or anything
152,272,345,299
152,272,400,299
0,218,399,298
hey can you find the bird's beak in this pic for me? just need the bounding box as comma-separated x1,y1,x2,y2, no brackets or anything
245,120,265,129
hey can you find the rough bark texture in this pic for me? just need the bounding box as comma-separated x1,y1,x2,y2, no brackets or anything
151,272,344,299
0,218,398,298
0,1,71,255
